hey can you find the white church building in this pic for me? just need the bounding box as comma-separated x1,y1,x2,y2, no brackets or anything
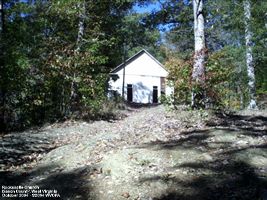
109,49,173,104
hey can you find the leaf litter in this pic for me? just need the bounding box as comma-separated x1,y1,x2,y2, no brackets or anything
0,106,267,200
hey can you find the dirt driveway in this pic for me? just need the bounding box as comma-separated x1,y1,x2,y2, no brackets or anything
1,106,267,200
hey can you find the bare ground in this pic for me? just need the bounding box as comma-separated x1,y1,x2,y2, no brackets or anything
0,105,267,200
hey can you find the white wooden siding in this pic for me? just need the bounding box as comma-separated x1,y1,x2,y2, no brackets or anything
109,50,173,103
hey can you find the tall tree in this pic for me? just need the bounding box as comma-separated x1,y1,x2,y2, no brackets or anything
191,0,206,108
70,0,86,113
0,0,162,131
0,0,3,33
244,0,257,109
141,0,266,108
0,0,4,130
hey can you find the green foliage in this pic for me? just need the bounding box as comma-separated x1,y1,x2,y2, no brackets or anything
205,48,237,108
1,0,266,131
0,0,161,131
165,57,192,105
165,47,248,109
155,0,266,110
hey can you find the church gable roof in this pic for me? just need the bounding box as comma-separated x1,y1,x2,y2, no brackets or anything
110,49,166,74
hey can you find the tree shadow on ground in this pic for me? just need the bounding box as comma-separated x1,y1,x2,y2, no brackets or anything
126,102,160,109
147,161,267,200
206,112,267,136
137,113,267,200
138,129,211,151
0,134,58,170
0,164,92,200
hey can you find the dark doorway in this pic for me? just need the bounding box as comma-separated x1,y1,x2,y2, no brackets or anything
127,84,133,102
153,86,158,103
160,77,166,95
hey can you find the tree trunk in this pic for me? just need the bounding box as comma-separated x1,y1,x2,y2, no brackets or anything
191,0,206,109
0,0,6,131
237,63,244,109
70,1,85,113
75,1,85,52
244,0,257,110
0,0,3,33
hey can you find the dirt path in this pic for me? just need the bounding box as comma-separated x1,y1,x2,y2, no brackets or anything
1,106,267,200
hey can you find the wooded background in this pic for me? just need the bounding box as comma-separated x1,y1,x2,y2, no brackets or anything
0,0,266,131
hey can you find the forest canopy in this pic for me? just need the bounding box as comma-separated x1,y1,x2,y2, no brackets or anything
0,0,266,131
